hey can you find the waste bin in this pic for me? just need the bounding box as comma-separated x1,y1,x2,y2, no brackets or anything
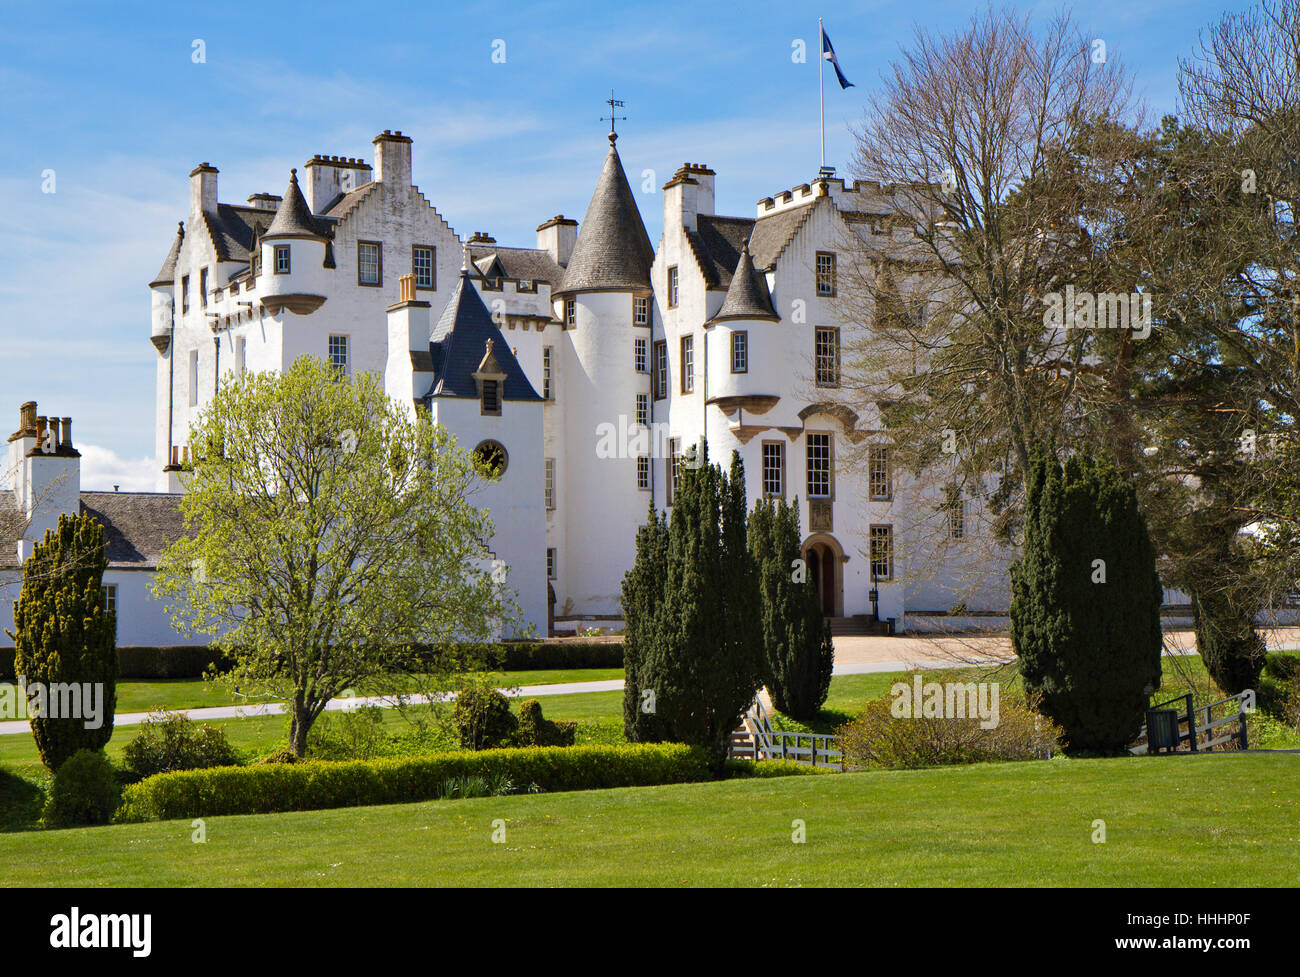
1146,709,1179,753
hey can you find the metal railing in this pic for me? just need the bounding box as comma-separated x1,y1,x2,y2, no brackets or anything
1132,690,1251,755
729,696,844,770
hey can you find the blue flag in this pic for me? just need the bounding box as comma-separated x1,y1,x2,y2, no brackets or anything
821,26,854,89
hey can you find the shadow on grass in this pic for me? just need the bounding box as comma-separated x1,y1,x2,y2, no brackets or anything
0,767,45,832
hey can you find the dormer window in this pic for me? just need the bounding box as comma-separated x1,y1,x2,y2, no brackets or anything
275,245,291,274
473,338,507,417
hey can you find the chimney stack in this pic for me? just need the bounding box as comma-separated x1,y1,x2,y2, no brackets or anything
189,162,219,215
536,215,578,267
372,130,413,187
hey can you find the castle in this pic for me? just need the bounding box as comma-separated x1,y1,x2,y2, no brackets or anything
2,124,1012,648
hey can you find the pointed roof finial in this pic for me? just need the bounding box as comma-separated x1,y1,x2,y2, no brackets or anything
601,89,626,145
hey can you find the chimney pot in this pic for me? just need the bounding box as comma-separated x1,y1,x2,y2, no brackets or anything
399,274,416,302
60,417,72,450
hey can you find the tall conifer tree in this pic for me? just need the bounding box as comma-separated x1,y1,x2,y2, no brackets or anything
10,513,117,771
1011,448,1162,753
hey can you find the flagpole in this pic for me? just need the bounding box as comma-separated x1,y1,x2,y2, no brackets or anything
818,17,825,170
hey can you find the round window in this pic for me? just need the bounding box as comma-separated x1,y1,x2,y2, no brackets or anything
473,440,508,479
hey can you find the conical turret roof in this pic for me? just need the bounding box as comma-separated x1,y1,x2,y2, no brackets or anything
150,221,185,287
709,240,778,322
427,270,541,402
556,137,654,295
264,169,325,239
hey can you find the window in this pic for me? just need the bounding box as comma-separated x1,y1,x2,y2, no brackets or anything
945,486,965,539
546,547,557,580
188,349,198,406
815,327,840,387
667,438,682,505
762,441,785,498
636,392,649,427
275,245,291,275
816,251,836,296
634,296,649,325
653,340,668,399
667,266,678,308
637,456,651,491
868,446,891,501
544,458,556,510
731,331,748,373
634,337,648,373
542,346,554,400
412,245,435,289
328,335,349,375
481,378,501,416
564,298,576,326
200,267,208,306
473,440,508,478
358,241,382,286
181,275,190,314
870,525,894,580
807,432,831,498
680,335,694,394
234,335,246,375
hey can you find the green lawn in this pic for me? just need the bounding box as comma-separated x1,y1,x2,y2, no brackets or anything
0,687,629,782
5,754,1297,886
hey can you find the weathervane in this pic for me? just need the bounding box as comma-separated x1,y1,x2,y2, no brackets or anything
601,89,626,143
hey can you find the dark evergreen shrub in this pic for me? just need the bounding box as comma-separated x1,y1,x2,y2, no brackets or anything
1011,448,1163,754
45,749,119,827
749,496,833,719
10,514,118,771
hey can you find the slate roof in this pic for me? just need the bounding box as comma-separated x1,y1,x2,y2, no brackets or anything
748,202,817,270
709,241,778,322
426,271,542,402
150,222,186,287
556,140,654,295
468,245,564,285
323,183,377,220
264,169,327,239
204,205,276,263
0,491,186,570
687,215,755,289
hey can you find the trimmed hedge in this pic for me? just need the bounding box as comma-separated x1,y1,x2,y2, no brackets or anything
119,743,708,821
1,641,623,680
0,646,231,681
498,641,623,670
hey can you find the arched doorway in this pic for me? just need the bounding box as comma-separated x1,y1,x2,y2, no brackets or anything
803,533,844,617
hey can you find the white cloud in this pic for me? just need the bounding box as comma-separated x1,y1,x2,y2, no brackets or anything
77,444,156,493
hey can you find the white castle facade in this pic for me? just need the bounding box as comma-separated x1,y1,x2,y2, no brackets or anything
3,125,1013,649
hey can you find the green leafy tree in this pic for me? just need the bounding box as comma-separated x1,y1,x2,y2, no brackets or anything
749,497,833,719
9,513,117,772
153,356,520,756
620,443,764,771
1011,448,1163,753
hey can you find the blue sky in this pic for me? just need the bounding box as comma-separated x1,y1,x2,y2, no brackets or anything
0,0,1254,489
